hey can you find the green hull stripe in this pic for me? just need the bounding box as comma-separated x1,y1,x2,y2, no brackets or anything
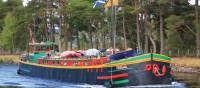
110,54,151,64
113,79,129,85
153,54,171,61
108,54,171,65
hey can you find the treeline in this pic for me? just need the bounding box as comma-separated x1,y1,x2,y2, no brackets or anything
0,0,199,56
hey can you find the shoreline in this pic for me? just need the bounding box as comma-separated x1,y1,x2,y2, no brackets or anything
172,57,200,73
0,55,19,64
172,64,200,73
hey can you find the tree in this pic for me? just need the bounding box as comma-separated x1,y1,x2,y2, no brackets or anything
132,0,141,50
0,13,16,51
195,0,200,56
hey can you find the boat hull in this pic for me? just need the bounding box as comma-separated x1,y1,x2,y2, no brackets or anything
18,54,172,87
18,62,111,85
127,61,172,86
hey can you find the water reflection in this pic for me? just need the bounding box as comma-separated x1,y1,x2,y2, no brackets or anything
173,72,200,88
0,86,21,88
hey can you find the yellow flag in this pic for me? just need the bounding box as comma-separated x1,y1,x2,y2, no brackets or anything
113,0,118,6
104,0,112,8
104,0,118,8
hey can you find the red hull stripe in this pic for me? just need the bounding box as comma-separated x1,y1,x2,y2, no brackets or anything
97,73,128,80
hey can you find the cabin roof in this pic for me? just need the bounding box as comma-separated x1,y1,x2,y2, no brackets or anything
29,41,56,46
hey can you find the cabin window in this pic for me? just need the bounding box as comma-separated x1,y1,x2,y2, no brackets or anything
73,61,77,66
56,60,59,65
64,61,67,65
52,60,55,64
43,60,47,64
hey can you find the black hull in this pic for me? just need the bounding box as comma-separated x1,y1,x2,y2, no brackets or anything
18,60,172,87
127,61,172,86
18,63,110,85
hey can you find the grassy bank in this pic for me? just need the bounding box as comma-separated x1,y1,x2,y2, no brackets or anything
172,57,200,67
0,55,19,64
172,57,200,73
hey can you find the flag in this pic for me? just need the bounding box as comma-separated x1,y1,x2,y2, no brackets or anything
104,0,112,8
93,0,107,8
104,0,119,8
113,0,119,6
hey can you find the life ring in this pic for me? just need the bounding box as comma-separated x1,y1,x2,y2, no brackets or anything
144,64,152,71
152,64,166,77
144,64,167,77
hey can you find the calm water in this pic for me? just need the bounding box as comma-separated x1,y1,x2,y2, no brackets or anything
173,72,200,88
0,64,198,88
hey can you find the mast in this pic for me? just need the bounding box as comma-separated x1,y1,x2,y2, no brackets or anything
110,0,118,85
111,0,117,54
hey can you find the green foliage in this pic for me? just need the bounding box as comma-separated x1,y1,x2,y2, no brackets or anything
0,0,29,51
0,12,16,50
165,14,195,49
165,15,184,30
0,0,199,52
165,15,184,49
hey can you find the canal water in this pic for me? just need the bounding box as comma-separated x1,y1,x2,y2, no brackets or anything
0,64,199,88
173,72,200,88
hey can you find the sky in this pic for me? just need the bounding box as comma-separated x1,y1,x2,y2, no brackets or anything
189,0,200,5
2,0,30,6
22,0,31,6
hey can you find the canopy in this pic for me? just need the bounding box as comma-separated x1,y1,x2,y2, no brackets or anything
29,41,56,46
84,49,100,56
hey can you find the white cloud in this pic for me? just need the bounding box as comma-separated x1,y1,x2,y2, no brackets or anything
22,0,31,6
189,0,200,5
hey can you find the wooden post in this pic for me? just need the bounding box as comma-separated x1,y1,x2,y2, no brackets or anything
187,49,190,56
178,48,180,57
169,50,172,56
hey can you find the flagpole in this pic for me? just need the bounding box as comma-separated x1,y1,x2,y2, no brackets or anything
111,0,117,54
110,0,117,86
